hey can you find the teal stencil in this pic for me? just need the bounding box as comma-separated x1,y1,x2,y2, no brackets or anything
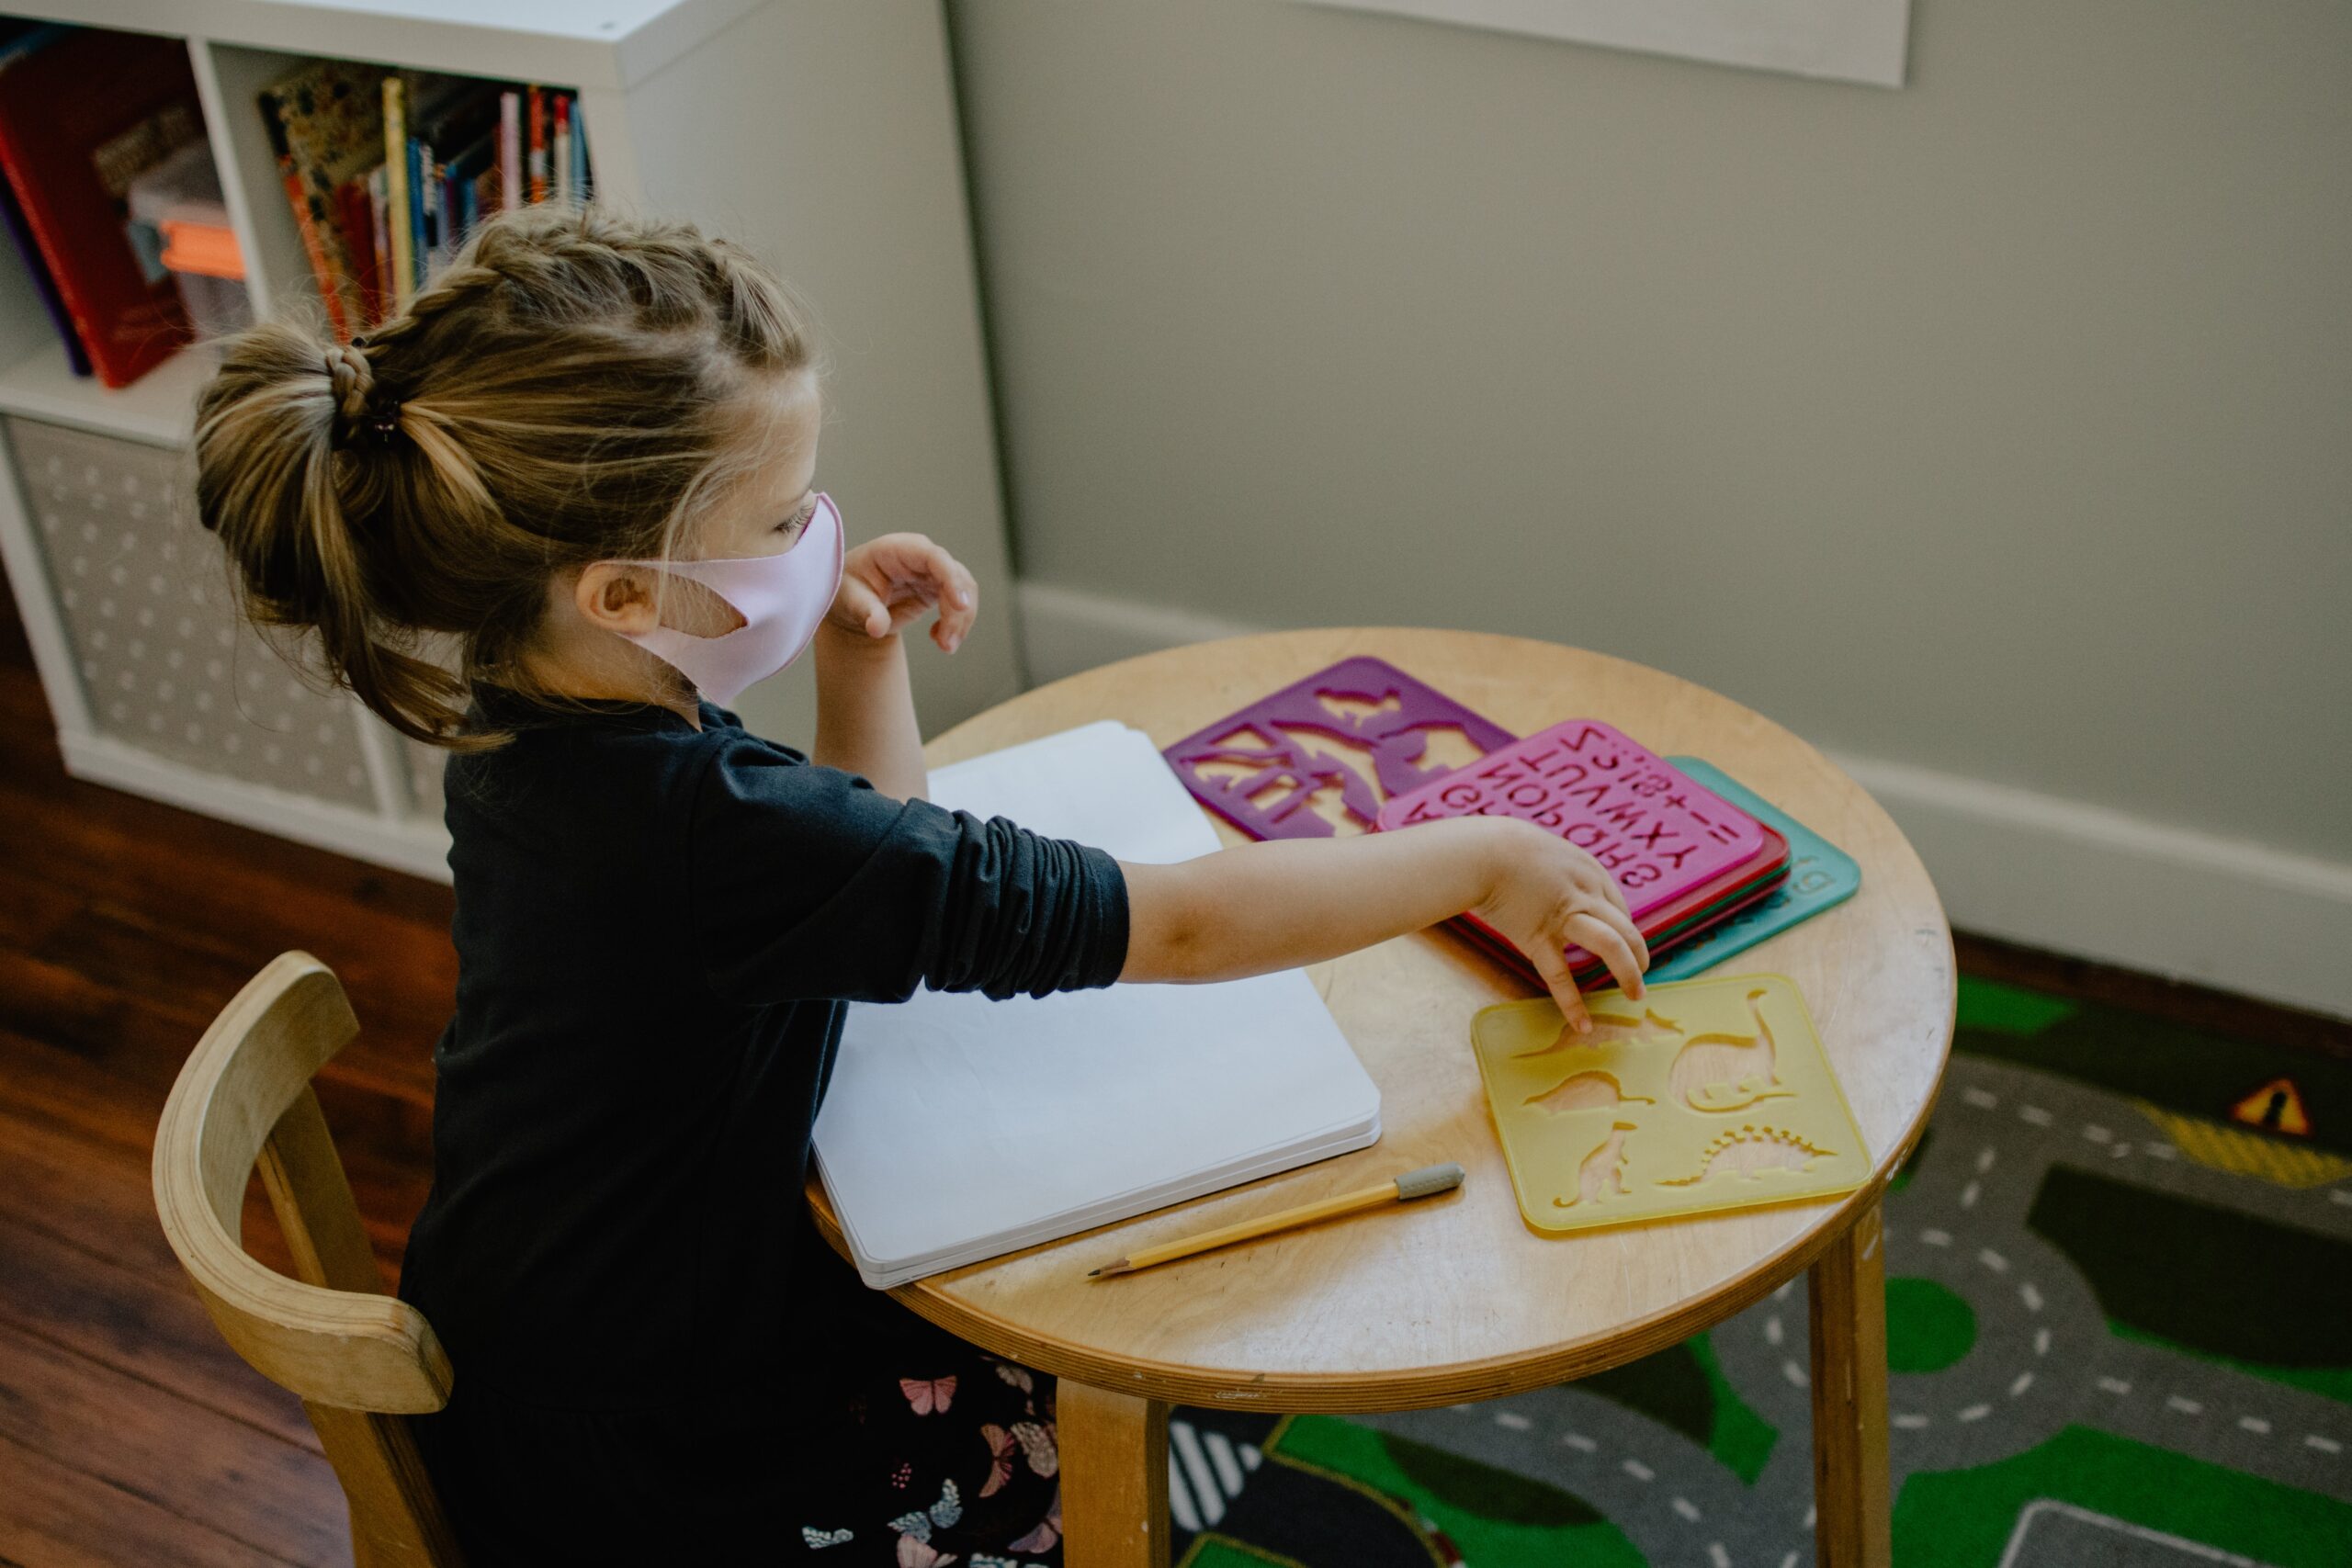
1645,758,1861,983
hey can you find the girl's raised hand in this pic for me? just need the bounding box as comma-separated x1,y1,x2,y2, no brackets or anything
829,533,979,654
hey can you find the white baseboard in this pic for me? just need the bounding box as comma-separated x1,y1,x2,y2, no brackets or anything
1015,580,2352,1021
61,732,456,885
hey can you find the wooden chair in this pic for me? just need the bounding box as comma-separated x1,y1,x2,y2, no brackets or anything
153,951,465,1567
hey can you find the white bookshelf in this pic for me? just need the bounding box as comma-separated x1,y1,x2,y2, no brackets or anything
0,0,1019,881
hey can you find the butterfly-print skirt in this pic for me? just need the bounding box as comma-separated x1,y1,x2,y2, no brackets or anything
792,1291,1064,1567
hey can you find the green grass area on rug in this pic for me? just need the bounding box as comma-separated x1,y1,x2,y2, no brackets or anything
1166,969,2352,1567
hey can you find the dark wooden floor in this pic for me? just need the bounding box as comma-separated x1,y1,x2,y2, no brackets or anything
2,569,2345,1567
0,575,446,1568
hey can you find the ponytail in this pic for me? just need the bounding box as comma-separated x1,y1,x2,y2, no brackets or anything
191,204,820,750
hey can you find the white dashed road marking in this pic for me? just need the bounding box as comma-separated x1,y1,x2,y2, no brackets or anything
2019,1106,2053,1126
2166,1396,2204,1416
1672,1496,1702,1522
2239,1416,2271,1435
1622,1458,1654,1483
1495,1411,1532,1431
1962,1088,1998,1109
2098,1378,2133,1396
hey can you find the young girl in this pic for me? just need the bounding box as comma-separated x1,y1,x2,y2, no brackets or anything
194,205,1646,1564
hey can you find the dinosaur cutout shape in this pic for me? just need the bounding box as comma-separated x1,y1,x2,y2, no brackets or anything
1658,1123,1835,1186
1553,1122,1637,1207
1667,987,1792,1112
1510,1009,1684,1063
1523,1070,1655,1115
1315,688,1405,728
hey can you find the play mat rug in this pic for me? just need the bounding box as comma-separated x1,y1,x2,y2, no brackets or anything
1148,975,2352,1567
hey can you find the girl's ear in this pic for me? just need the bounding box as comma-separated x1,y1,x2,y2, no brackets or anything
573,562,661,635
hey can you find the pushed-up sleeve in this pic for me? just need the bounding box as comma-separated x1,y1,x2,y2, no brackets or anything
688,736,1130,1007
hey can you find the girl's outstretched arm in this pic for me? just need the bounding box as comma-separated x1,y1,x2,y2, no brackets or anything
811,533,978,799
1119,816,1649,1032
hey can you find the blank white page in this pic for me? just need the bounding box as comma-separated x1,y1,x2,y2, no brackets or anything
811,723,1382,1286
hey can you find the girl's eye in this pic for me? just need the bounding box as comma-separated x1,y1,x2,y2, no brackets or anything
776,495,817,536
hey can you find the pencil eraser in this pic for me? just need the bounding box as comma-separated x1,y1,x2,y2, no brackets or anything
1396,1162,1466,1200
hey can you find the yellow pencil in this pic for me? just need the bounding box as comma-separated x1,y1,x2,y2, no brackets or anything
1089,1162,1465,1278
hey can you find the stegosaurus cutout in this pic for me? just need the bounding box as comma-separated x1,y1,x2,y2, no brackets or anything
1471,974,1871,1235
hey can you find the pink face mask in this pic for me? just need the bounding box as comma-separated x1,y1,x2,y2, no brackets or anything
610,492,844,706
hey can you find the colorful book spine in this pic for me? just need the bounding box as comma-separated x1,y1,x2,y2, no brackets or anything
334,176,380,328
569,98,589,199
258,96,350,340
526,85,548,204
552,94,571,206
499,90,521,212
368,164,390,321
382,75,413,310
404,133,427,295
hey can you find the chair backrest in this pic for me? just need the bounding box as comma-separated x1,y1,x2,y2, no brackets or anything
153,951,465,1568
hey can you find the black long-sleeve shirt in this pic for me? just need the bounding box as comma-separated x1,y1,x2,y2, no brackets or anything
396,689,1130,1414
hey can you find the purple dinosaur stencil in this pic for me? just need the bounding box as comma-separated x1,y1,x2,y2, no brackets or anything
1162,657,1516,840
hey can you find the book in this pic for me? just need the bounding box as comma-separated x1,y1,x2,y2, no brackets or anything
256,59,385,342
812,721,1384,1288
0,25,87,374
569,97,590,200
526,84,548,204
382,75,413,310
442,130,496,241
0,138,87,376
0,26,200,387
411,79,495,275
333,174,381,328
367,164,390,322
498,90,521,212
552,94,571,205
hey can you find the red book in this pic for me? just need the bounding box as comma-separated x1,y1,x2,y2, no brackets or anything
0,28,200,388
526,85,548,204
334,176,383,328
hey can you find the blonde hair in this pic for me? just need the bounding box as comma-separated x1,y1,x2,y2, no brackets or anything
193,203,820,750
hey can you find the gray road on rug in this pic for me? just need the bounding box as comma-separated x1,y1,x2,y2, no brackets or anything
1340,1055,2352,1567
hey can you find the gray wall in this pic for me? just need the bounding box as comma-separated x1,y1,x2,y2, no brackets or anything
944,0,2351,862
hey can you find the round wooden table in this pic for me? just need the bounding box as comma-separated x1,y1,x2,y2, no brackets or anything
808,628,1955,1568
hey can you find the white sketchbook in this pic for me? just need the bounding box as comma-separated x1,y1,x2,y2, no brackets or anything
811,721,1384,1288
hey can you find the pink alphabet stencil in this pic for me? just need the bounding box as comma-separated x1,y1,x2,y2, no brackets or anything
1376,719,1766,922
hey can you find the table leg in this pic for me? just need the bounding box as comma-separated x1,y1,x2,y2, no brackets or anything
1057,1379,1170,1568
1809,1199,1893,1568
